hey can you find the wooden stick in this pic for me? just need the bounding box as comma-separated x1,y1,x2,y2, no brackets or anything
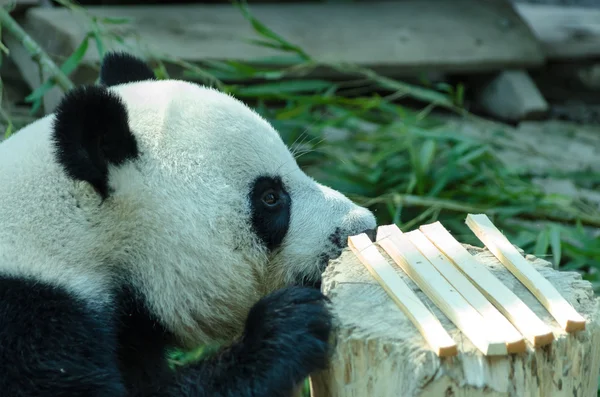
466,214,586,333
348,233,458,357
419,222,554,348
376,225,507,356
403,228,526,353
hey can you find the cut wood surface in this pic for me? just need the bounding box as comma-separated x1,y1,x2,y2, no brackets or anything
403,229,526,353
466,214,587,332
348,233,457,357
309,242,600,397
21,0,544,81
515,3,600,60
376,225,507,356
420,222,554,348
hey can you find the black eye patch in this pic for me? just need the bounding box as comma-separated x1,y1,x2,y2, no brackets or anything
249,176,291,250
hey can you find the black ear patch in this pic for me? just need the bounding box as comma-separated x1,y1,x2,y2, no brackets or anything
99,52,155,87
52,85,139,199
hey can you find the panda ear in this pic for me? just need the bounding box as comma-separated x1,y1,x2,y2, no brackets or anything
52,84,139,200
99,51,155,87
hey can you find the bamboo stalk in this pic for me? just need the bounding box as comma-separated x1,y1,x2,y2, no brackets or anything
0,8,74,92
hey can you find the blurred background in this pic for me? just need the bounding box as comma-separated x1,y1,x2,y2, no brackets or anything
0,0,599,392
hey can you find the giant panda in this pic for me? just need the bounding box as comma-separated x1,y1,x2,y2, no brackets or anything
0,52,377,397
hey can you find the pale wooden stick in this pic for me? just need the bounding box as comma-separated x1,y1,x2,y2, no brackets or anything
402,228,527,353
376,225,507,356
466,214,586,333
420,222,554,348
348,233,458,357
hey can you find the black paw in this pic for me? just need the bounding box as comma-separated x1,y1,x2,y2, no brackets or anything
242,286,333,382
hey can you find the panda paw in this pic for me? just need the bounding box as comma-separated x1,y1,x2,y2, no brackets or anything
242,286,333,380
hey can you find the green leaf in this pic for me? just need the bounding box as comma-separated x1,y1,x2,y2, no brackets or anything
457,145,489,165
419,139,436,174
0,40,8,55
61,36,90,76
98,17,130,24
534,229,549,258
234,1,309,59
153,62,169,80
92,32,105,59
247,54,307,66
235,80,334,96
245,38,299,53
25,34,90,104
275,104,311,120
3,121,13,140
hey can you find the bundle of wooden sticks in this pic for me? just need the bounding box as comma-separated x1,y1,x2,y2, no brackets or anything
348,214,587,357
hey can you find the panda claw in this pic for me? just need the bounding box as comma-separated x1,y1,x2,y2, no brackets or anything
241,286,333,383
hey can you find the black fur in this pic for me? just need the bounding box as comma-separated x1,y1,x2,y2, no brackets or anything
0,275,332,396
249,176,291,250
6,51,337,396
51,85,139,199
115,284,178,396
99,52,155,87
0,275,125,396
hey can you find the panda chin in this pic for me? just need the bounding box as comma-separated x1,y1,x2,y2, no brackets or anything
291,253,339,290
292,272,323,290
303,277,323,290
309,280,322,290
297,228,377,290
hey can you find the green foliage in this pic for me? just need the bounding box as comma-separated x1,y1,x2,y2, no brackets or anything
168,343,223,369
4,2,600,396
25,33,90,114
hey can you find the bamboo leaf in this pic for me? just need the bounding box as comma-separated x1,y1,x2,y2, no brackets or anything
234,0,309,59
98,17,130,24
419,139,436,174
235,80,335,96
534,229,549,258
25,34,89,104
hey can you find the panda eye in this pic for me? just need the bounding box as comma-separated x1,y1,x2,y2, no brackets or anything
261,190,279,206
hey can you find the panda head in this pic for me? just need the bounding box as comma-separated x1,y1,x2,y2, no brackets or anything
12,52,377,346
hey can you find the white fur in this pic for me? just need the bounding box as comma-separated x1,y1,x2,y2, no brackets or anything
0,80,376,348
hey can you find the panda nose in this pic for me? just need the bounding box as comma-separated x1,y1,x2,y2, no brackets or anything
361,228,377,242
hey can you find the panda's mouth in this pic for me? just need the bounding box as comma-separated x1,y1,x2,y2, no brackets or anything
291,252,339,290
295,228,377,290
309,251,342,290
308,280,322,290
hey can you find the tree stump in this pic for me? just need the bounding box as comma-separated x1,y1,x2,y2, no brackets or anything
309,244,600,397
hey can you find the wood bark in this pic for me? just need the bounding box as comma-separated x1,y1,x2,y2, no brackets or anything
310,244,600,397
